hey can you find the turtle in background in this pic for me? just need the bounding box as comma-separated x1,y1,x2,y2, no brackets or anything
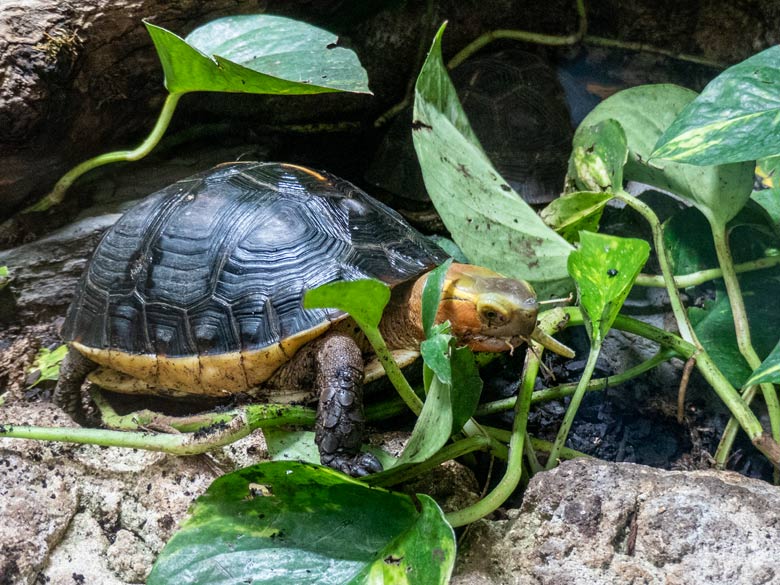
366,49,574,226
54,162,572,476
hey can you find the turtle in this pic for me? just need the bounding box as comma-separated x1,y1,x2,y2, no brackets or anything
54,161,562,476
366,49,573,222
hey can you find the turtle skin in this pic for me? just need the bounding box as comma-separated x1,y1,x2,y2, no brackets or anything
56,161,449,476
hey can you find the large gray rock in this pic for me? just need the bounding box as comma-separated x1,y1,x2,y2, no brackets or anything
454,458,780,585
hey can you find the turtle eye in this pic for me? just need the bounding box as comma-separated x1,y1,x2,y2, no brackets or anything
480,306,507,325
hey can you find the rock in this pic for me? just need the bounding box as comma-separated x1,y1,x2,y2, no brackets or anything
454,458,780,585
0,400,268,584
0,423,80,584
0,210,121,322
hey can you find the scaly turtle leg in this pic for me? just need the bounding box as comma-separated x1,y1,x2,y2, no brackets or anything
314,333,383,476
53,347,97,423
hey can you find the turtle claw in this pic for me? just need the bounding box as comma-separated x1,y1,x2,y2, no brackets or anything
323,452,383,477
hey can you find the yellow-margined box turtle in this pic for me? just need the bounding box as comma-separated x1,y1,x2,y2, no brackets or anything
55,161,546,475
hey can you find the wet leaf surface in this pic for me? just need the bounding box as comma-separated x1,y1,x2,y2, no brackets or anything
577,84,754,227
568,231,650,344
653,46,780,165
148,461,455,584
146,15,370,95
412,24,573,299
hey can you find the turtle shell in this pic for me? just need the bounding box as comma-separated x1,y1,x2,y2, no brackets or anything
62,162,448,394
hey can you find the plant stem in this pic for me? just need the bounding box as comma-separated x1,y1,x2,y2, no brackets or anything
364,435,495,488
715,384,758,466
708,221,780,467
26,92,183,212
361,328,424,416
613,190,699,345
445,338,541,527
475,349,674,415
482,426,591,460
448,0,586,69
3,391,410,456
462,418,509,461
0,412,251,455
583,34,724,68
545,342,601,469
523,430,544,474
635,255,780,288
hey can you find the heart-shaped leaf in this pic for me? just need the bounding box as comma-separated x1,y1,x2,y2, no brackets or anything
148,461,455,584
449,346,483,433
412,24,574,299
568,231,650,344
420,325,454,386
652,46,780,165
145,15,371,95
304,279,390,331
576,84,755,228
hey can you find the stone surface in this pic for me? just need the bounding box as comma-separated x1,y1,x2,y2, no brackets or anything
0,400,268,585
0,397,480,583
454,458,780,585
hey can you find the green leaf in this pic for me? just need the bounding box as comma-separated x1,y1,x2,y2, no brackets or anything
567,231,650,344
396,374,453,466
148,461,455,585
652,46,780,165
145,15,370,95
449,346,483,434
540,191,612,243
663,208,718,277
27,345,68,387
418,331,482,437
264,429,397,471
420,328,453,386
689,269,780,387
422,259,453,337
304,279,390,331
566,119,628,192
752,190,780,233
412,24,574,298
0,266,8,290
746,339,780,386
577,84,755,228
665,205,780,279
426,236,468,263
264,428,320,464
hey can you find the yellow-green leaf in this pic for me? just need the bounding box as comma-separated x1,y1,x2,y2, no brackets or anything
653,46,780,165
145,15,371,95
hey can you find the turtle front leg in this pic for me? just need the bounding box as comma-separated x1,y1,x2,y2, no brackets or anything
53,347,98,423
314,333,383,477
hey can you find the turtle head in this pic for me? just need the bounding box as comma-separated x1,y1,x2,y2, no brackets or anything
427,263,539,353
